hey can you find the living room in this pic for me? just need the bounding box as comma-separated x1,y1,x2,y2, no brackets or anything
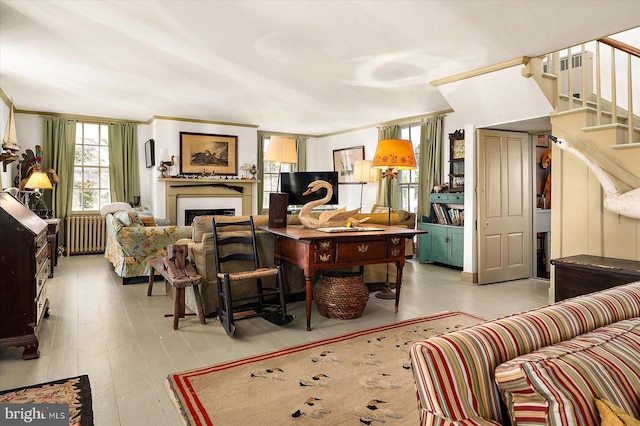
2,2,640,425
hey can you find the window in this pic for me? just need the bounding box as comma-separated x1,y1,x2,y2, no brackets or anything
72,122,111,212
398,125,421,213
262,136,296,210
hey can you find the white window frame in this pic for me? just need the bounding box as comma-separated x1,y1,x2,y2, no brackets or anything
72,122,111,212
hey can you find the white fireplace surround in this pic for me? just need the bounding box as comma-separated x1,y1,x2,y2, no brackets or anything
162,179,255,226
177,197,242,226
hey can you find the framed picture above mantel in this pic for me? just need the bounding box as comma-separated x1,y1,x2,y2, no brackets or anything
179,132,238,176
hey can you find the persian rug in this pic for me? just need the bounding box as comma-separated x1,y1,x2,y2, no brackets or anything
165,311,483,425
0,375,93,426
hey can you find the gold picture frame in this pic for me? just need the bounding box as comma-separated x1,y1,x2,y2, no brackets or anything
179,132,238,175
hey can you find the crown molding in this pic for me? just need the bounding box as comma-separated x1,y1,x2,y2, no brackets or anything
150,115,259,128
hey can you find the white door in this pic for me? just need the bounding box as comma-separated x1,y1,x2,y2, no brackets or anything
477,129,532,284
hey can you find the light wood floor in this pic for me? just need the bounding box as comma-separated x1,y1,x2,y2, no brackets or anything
0,254,550,426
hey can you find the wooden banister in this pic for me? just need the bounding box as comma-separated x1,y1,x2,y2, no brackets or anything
599,37,640,59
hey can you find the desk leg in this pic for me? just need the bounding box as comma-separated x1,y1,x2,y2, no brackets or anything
305,274,313,331
394,261,404,313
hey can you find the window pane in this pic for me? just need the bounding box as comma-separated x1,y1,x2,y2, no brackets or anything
74,146,82,165
83,168,99,189
72,190,82,210
100,189,110,206
100,124,108,145
99,146,109,166
84,123,99,145
100,168,110,187
73,167,83,188
83,145,99,166
83,190,98,210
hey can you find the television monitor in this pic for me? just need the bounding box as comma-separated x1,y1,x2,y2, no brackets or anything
280,171,339,206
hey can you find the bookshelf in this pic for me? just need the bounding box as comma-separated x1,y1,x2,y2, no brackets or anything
419,193,464,268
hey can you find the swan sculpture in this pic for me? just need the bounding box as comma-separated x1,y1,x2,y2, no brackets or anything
298,180,369,228
552,136,640,219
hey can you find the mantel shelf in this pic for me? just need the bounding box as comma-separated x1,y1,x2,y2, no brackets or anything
159,177,259,183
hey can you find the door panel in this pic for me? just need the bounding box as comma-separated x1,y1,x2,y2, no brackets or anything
478,130,532,284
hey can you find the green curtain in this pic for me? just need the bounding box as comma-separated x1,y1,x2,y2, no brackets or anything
42,116,77,247
257,133,266,214
376,124,400,208
296,137,307,172
417,115,444,221
108,122,140,204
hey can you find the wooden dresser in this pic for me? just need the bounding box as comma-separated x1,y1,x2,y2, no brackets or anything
0,192,50,359
551,254,640,302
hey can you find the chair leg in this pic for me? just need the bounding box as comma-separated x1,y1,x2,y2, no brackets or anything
173,288,183,330
220,275,236,336
192,284,206,325
276,266,288,320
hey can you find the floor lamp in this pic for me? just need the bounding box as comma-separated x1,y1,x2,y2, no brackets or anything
265,136,297,228
352,159,378,211
372,139,417,299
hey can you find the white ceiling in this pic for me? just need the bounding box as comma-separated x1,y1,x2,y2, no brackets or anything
1,1,639,135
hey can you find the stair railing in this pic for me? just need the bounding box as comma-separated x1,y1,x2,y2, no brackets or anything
545,36,639,147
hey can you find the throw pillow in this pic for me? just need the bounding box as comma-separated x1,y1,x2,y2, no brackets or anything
371,203,391,214
100,202,132,216
132,206,157,226
113,210,142,227
596,399,640,426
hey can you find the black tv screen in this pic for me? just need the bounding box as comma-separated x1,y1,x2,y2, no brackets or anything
280,171,339,206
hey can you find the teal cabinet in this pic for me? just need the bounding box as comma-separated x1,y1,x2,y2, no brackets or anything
419,223,464,267
419,193,464,268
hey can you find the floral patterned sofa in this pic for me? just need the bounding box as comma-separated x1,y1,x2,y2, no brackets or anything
103,204,192,284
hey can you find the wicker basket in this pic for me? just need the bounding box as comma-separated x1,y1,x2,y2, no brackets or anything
313,271,369,319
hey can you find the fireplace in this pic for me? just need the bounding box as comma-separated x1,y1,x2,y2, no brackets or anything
184,208,235,226
163,179,255,225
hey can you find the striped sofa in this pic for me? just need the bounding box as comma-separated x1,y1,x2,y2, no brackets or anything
409,281,640,425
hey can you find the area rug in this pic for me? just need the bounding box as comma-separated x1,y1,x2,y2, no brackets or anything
0,375,93,426
165,311,483,425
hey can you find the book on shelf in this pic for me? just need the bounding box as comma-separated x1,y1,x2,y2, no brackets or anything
431,203,464,226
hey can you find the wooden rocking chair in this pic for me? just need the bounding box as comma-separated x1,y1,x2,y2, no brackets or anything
211,216,294,336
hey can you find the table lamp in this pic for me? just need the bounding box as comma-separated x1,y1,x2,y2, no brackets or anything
24,171,53,216
352,159,379,210
265,136,297,227
372,139,416,299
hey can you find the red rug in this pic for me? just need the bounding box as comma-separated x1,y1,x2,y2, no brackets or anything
165,311,483,425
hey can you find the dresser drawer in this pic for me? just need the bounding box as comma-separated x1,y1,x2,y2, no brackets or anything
36,259,49,299
35,244,49,278
36,285,47,326
336,240,387,262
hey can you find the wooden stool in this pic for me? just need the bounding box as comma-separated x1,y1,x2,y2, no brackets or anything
147,246,206,330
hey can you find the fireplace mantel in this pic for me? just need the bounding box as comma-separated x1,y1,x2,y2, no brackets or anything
162,178,258,225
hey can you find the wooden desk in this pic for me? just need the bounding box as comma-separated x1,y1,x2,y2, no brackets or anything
260,225,424,331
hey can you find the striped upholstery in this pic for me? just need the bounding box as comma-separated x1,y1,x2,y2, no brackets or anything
495,318,640,425
409,282,640,425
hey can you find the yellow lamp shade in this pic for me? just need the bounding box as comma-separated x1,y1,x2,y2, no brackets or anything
372,139,416,170
25,171,53,190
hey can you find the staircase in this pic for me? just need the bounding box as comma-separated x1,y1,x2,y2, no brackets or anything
529,33,640,262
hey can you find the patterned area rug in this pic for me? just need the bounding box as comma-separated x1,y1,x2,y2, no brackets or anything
165,311,483,425
0,375,93,426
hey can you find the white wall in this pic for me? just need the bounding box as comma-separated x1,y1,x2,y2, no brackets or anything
308,127,379,213
3,113,43,188
0,101,10,189
144,119,259,218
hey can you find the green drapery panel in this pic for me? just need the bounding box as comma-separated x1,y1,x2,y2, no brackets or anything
417,115,444,220
376,124,400,208
42,116,76,248
108,122,140,204
296,137,307,172
257,133,266,214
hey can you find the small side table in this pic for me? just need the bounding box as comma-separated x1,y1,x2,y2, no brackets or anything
44,218,61,278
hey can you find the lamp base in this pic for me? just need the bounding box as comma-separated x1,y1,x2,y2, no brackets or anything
375,286,396,299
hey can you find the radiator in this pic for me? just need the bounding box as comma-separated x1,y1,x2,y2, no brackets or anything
66,215,107,255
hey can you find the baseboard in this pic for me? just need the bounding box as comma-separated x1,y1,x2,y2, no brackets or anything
460,271,478,285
